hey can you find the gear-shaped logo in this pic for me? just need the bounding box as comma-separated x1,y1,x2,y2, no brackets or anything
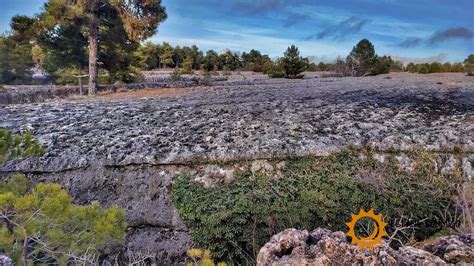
345,208,388,249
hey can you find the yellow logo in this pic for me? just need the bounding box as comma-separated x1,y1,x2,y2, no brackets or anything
345,209,388,250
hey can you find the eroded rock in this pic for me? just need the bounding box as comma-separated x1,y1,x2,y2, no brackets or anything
257,228,474,266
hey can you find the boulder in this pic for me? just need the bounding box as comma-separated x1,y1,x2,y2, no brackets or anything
257,228,473,266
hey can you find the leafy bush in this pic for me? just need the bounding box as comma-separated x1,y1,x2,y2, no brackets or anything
0,175,127,264
0,129,44,164
172,148,462,263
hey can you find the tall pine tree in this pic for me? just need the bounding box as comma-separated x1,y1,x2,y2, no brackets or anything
41,0,167,94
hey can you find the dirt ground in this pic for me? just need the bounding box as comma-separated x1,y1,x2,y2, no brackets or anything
95,87,196,100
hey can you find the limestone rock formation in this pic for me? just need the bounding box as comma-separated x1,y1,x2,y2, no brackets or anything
257,228,474,265
1,73,473,263
0,255,13,266
416,234,474,264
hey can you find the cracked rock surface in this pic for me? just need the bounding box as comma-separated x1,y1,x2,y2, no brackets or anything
1,73,473,172
1,72,473,263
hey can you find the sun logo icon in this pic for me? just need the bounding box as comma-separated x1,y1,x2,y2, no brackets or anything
345,209,388,250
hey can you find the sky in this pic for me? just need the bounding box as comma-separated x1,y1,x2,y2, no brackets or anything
1,0,473,63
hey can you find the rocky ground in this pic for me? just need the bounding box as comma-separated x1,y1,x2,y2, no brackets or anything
1,72,473,172
0,72,473,263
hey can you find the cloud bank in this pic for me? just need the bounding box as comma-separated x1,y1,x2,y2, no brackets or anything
397,27,473,47
304,16,370,41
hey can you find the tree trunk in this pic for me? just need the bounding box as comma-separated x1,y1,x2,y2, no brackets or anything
88,1,99,95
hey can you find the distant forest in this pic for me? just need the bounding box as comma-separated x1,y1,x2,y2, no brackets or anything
1,11,474,87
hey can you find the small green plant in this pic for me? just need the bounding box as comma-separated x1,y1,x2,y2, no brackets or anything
170,68,182,82
187,248,227,266
0,129,44,164
0,174,127,265
172,148,462,263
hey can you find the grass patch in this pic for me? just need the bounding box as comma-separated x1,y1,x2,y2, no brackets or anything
172,148,464,263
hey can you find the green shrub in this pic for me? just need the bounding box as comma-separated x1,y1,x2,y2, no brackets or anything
0,129,44,164
266,63,285,79
371,55,393,75
172,148,462,263
0,174,127,264
418,64,430,74
318,62,328,71
170,68,182,82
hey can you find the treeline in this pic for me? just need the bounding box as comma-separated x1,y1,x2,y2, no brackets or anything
406,62,465,74
135,42,275,73
1,11,474,87
329,39,474,77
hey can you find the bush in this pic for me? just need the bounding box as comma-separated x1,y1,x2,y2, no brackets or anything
371,55,393,75
0,129,44,164
170,68,182,82
429,62,443,73
318,62,328,71
266,63,285,78
186,249,227,266
418,64,430,74
172,148,462,263
250,63,263,73
0,175,127,264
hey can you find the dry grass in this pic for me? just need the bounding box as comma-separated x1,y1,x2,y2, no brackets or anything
97,87,195,100
69,87,196,101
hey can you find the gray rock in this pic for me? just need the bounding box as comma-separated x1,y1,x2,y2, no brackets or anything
1,73,473,264
257,228,473,265
0,255,13,266
463,157,473,180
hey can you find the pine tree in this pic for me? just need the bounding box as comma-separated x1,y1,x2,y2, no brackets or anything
41,0,167,94
464,54,474,76
348,39,376,76
160,42,175,68
0,175,127,264
281,45,306,79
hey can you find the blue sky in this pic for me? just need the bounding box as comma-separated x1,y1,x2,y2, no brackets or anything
1,0,473,63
